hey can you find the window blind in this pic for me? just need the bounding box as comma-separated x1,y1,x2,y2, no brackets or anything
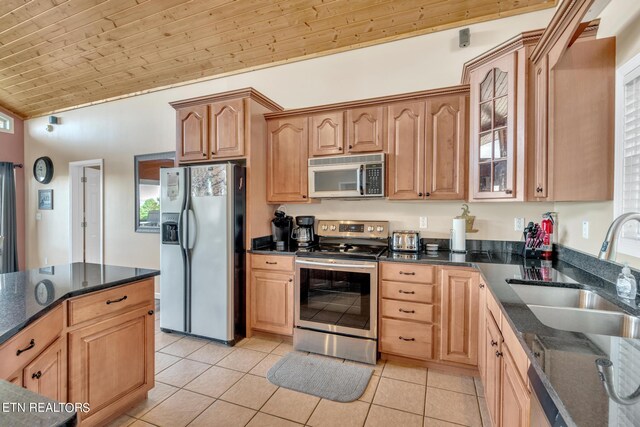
622,71,640,240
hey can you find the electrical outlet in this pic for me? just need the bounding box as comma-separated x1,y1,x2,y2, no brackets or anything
582,220,589,239
514,217,525,232
35,212,42,221
419,216,428,229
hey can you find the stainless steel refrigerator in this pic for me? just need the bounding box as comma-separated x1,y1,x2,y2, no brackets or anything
159,163,245,344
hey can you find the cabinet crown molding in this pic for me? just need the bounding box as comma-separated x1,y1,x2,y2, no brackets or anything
264,85,470,120
170,87,283,112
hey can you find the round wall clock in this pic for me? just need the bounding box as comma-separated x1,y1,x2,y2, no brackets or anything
33,156,54,184
34,279,55,306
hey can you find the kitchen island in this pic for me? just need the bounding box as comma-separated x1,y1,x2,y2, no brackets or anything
0,262,159,426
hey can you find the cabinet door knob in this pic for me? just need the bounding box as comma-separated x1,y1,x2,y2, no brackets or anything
418,192,423,197
302,195,307,199
491,340,498,347
338,147,342,151
289,278,293,282
348,145,353,149
425,192,430,197
148,310,155,316
202,153,206,157
479,283,485,289
496,351,503,357
505,189,513,195
32,371,42,380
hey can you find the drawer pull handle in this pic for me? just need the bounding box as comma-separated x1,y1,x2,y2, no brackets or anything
16,339,35,356
32,371,42,380
106,295,128,305
399,271,415,275
496,351,503,358
265,261,278,265
398,290,415,294
399,336,415,341
491,340,498,347
398,308,415,314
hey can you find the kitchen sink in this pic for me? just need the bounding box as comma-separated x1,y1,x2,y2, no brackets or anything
507,283,624,313
527,305,640,339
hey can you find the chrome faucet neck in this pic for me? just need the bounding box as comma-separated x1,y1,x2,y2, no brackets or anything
599,212,640,261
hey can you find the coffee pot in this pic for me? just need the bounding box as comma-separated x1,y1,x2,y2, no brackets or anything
291,216,315,247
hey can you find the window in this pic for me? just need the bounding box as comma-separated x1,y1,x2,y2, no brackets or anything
615,53,640,256
0,112,13,134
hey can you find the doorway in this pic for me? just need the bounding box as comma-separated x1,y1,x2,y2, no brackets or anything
69,159,103,264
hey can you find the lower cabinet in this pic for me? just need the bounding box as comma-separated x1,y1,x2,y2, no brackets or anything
440,267,479,366
482,290,531,427
68,305,155,426
250,254,295,336
24,336,67,402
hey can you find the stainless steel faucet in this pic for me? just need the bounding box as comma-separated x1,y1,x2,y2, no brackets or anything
599,212,640,261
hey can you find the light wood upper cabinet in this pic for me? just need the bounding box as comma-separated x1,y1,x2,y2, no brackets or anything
267,117,309,203
177,105,209,162
387,101,426,200
250,269,294,336
346,106,385,153
68,305,154,425
310,112,344,156
440,268,479,366
426,94,467,200
500,347,531,427
210,98,245,158
469,54,518,200
23,336,66,402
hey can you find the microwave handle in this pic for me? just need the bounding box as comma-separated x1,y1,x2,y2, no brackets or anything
358,165,364,196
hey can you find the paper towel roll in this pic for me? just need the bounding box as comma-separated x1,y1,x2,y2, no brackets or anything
451,218,466,253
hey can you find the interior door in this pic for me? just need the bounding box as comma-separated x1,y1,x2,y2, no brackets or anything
84,167,101,264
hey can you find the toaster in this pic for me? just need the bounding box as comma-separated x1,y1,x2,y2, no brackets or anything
390,231,420,252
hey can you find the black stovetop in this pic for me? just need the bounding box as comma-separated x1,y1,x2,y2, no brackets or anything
295,239,388,260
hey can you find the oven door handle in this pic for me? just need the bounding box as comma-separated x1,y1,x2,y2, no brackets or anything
295,259,376,269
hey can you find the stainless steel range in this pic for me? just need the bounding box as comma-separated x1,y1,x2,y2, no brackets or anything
294,220,388,364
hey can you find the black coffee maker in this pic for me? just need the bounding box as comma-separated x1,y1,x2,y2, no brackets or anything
292,216,315,247
271,210,293,251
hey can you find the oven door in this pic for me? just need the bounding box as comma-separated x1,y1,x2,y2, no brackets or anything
308,164,363,198
295,258,377,339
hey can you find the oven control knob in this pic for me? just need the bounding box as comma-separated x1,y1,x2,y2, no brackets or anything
376,226,384,232
321,225,328,231
367,226,374,232
330,225,337,231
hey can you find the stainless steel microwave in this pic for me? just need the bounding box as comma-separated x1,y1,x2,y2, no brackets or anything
308,154,385,198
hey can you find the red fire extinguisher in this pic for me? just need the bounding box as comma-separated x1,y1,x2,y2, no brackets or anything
541,213,554,260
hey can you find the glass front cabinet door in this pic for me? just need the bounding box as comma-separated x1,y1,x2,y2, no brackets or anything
469,54,517,200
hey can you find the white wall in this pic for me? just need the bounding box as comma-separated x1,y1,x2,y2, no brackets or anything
24,9,561,270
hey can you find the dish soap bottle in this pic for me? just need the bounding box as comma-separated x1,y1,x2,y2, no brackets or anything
616,263,637,300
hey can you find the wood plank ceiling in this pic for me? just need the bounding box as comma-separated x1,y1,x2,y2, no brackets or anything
0,0,556,118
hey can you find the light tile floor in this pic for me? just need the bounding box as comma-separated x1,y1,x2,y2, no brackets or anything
108,314,490,427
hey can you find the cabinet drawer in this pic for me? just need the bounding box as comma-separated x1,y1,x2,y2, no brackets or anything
381,281,435,304
251,254,294,272
0,305,63,380
380,318,434,360
381,299,434,323
381,262,435,284
68,279,154,326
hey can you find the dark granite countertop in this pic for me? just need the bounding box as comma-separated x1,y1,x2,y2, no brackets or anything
383,250,640,427
0,263,159,345
0,380,76,426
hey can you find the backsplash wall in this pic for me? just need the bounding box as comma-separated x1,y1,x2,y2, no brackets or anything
283,200,555,242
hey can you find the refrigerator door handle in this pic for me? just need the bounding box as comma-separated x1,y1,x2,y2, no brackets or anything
178,209,185,249
187,209,197,250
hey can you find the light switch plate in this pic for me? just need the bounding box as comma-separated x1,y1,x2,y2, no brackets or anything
582,220,589,239
36,212,42,221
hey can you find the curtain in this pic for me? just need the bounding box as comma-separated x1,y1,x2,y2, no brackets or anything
0,162,18,273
